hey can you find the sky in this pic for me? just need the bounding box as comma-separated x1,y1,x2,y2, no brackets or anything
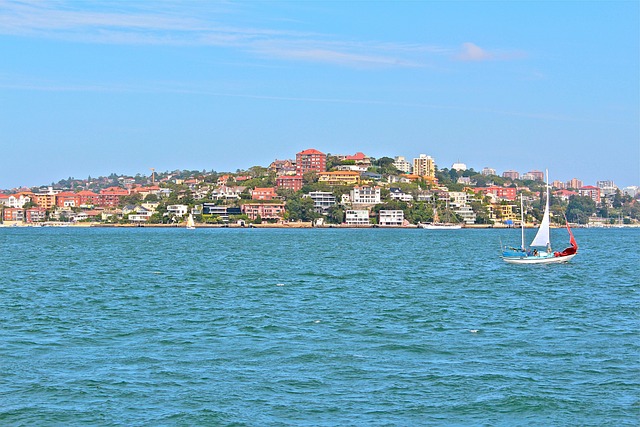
1,0,638,190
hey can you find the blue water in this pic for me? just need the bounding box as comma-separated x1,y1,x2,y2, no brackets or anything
0,227,638,426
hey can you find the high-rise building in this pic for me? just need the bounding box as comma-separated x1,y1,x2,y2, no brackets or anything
482,167,496,176
566,178,583,189
552,180,565,189
296,148,326,175
502,170,520,180
596,180,617,197
412,154,435,177
527,170,545,181
393,156,412,173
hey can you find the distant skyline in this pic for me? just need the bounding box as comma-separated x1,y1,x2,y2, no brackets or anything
1,1,638,189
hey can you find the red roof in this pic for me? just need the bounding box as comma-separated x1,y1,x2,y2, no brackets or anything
298,148,325,155
346,152,367,160
77,190,98,196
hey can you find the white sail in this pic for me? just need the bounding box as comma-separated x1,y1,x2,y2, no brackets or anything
530,171,550,248
187,214,195,229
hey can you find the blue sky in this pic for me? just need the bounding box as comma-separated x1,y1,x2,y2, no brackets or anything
1,1,638,189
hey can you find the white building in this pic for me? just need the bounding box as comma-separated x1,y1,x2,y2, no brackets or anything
306,191,336,213
350,186,381,205
379,210,404,226
389,188,414,202
597,180,618,197
449,191,477,224
345,210,370,226
451,162,467,171
167,204,189,217
393,156,412,173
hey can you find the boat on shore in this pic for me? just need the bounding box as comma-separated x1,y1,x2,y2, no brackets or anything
502,171,578,265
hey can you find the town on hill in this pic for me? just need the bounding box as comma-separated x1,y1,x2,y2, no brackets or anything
1,149,638,227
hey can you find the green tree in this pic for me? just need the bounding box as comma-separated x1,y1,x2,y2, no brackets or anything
285,195,318,222
566,195,596,224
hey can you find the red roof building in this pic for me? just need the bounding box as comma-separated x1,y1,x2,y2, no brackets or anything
474,186,517,201
296,149,326,175
578,186,601,203
251,187,277,201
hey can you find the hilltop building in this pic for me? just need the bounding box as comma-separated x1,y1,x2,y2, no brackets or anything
413,154,436,177
296,149,326,175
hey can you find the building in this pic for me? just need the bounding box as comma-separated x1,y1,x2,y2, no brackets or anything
77,190,99,206
413,154,436,177
7,192,32,208
275,175,304,192
474,186,517,201
379,210,404,226
318,171,360,186
552,180,565,189
3,207,25,222
622,186,639,198
527,170,544,181
211,185,245,200
596,180,618,197
306,191,336,213
269,159,296,176
32,187,60,210
554,189,578,201
578,186,601,203
241,202,286,221
339,152,371,167
345,209,370,226
99,187,129,208
566,178,583,189
393,156,412,173
389,188,413,202
296,148,326,175
167,204,189,217
350,186,381,205
482,167,496,176
251,187,277,201
491,203,518,223
451,162,467,171
502,170,520,180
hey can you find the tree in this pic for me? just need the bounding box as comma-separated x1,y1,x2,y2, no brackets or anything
285,195,318,222
566,195,596,224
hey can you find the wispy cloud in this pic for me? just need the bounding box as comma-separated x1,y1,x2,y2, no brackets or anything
455,42,526,62
0,1,520,68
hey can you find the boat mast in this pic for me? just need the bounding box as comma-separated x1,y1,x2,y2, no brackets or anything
520,193,525,251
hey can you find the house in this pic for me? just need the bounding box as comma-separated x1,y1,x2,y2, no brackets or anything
56,191,80,208
211,186,245,200
269,159,296,176
167,204,189,217
491,203,518,223
350,186,381,205
345,209,370,226
389,188,413,202
241,202,286,221
554,189,578,202
379,210,404,226
296,148,326,175
448,191,477,225
338,152,371,166
7,192,32,208
251,187,277,201
276,175,303,191
318,171,360,186
26,207,47,223
127,206,154,223
306,191,336,213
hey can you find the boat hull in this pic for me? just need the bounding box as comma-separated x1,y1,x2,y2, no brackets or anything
419,224,462,230
502,253,576,265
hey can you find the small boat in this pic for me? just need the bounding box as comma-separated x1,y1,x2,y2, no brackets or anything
186,214,196,230
418,206,462,229
502,170,578,265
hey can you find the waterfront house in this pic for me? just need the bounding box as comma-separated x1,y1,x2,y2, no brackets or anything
379,210,404,226
389,188,413,202
167,204,189,217
241,202,286,221
306,191,336,213
345,209,370,226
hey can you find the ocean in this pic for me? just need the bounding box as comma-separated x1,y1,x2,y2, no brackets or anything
0,227,638,426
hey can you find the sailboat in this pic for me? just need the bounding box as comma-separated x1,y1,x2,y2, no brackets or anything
418,205,462,230
186,213,196,230
502,171,578,264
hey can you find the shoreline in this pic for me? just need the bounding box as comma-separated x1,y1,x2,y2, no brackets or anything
2,221,639,229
